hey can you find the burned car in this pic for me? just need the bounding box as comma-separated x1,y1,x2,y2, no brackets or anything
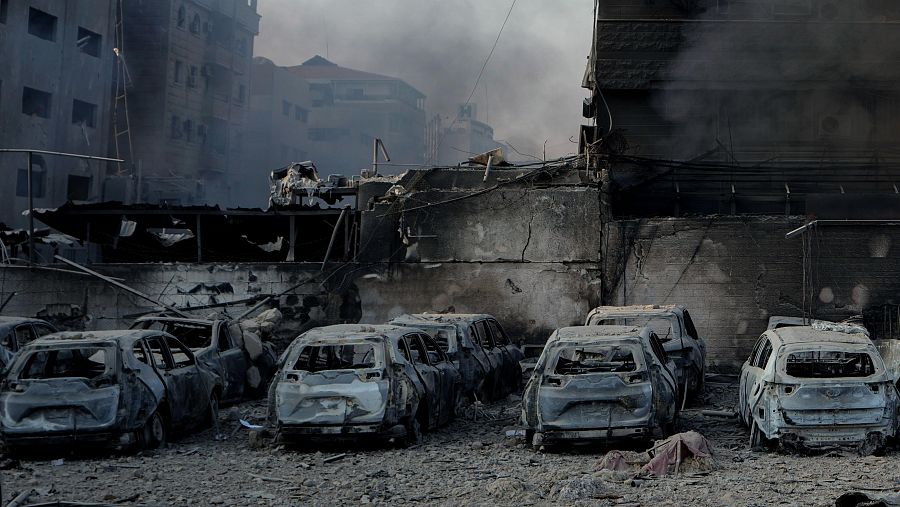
0,330,221,453
586,305,706,401
739,326,897,454
0,317,58,370
269,324,460,443
767,316,869,336
522,326,680,448
390,313,523,401
130,315,276,404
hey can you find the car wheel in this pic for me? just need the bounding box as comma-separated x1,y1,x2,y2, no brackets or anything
142,412,166,450
404,416,422,446
749,421,765,451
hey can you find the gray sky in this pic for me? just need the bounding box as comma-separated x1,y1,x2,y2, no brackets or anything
255,0,594,159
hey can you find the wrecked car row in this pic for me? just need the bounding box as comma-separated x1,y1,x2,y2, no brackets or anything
0,309,282,453
267,313,524,443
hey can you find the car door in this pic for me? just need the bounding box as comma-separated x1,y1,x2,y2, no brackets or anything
744,336,774,425
461,325,491,397
214,321,248,403
473,320,504,397
403,333,441,429
739,335,766,423
420,333,459,424
647,333,679,424
146,335,205,426
488,319,524,384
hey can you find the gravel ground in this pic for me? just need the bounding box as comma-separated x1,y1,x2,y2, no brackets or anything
3,380,899,506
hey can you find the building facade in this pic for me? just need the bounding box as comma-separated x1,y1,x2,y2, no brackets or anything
0,0,116,229
588,0,900,217
120,0,259,206
287,56,426,177
241,56,312,207
427,104,505,166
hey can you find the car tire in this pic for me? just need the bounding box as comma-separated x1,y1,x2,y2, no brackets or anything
142,412,166,450
749,421,765,451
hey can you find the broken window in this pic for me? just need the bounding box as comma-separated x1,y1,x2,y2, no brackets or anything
14,326,36,349
649,333,669,364
16,157,46,198
190,13,201,34
592,315,677,341
217,327,233,351
135,321,211,350
22,87,52,118
188,65,198,87
294,105,307,122
404,335,428,364
20,347,110,380
0,0,7,24
755,339,773,368
554,346,638,375
76,27,101,57
171,115,182,139
488,320,510,346
165,337,195,368
72,99,97,128
133,343,149,365
174,60,183,83
420,335,443,364
282,100,291,116
235,84,245,104
67,175,91,201
28,8,57,41
474,320,496,349
33,324,56,337
177,5,186,28
293,343,379,371
184,119,193,142
785,351,876,378
145,337,173,369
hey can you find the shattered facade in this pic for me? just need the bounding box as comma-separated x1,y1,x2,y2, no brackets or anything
120,0,260,206
0,0,117,229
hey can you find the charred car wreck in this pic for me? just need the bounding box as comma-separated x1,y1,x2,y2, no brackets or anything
390,313,524,401
130,315,277,404
739,326,898,454
0,317,58,370
269,325,460,443
522,326,679,448
586,305,706,401
0,331,221,453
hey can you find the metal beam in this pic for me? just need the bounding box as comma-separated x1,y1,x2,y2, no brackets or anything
54,255,192,318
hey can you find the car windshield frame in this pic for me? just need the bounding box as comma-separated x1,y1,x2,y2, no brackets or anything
11,343,118,381
289,340,385,373
777,344,884,380
545,341,646,376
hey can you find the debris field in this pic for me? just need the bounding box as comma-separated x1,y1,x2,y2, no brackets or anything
4,381,897,507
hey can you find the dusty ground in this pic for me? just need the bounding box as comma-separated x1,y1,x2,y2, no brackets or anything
3,379,899,506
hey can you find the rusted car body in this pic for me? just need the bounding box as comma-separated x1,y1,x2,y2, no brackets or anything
0,330,221,452
270,324,461,442
130,316,276,404
739,327,898,453
586,305,706,401
522,326,679,447
390,313,523,401
0,317,58,370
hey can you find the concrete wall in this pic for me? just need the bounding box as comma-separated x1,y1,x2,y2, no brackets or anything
603,217,806,372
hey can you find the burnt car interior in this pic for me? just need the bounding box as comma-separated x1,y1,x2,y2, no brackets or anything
137,321,212,350
554,346,637,375
293,344,377,372
784,351,876,378
20,348,109,380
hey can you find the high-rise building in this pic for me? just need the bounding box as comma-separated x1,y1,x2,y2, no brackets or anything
427,104,505,166
241,56,312,207
0,0,117,229
120,0,259,206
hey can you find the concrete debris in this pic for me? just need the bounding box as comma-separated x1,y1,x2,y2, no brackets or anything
550,475,609,502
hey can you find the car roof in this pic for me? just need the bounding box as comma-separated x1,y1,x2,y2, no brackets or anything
29,330,162,347
0,316,47,327
769,326,874,346
393,313,495,325
549,325,644,344
299,324,416,342
588,305,683,318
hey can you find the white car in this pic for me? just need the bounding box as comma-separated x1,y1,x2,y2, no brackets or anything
738,326,897,455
